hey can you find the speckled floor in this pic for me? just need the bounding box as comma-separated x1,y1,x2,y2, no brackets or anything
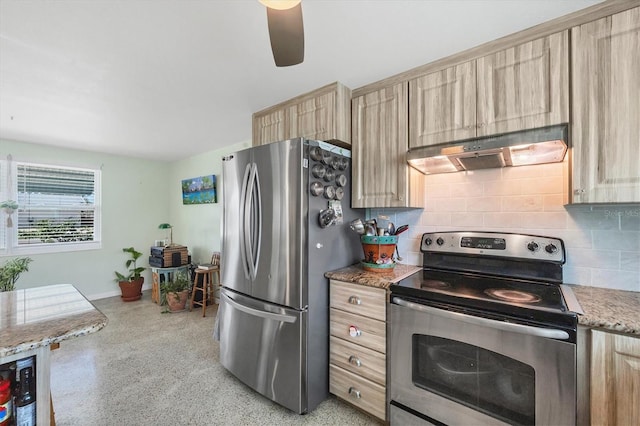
50,291,380,425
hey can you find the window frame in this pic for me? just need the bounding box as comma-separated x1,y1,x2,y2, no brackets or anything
1,159,102,256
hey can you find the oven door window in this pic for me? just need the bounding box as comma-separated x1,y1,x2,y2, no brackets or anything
413,335,535,425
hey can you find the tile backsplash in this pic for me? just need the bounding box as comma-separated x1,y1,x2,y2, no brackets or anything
370,160,640,292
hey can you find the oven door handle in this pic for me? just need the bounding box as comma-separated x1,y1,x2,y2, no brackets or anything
392,297,570,340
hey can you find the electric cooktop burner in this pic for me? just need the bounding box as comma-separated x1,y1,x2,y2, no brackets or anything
484,288,542,304
422,280,451,290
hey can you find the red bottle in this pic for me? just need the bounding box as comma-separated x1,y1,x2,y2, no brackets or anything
0,377,12,426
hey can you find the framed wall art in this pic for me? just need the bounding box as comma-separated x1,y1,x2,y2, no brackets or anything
181,174,217,204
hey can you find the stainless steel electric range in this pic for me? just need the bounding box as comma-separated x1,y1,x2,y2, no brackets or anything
389,231,583,426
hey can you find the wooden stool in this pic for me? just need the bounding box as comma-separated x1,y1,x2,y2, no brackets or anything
190,269,214,317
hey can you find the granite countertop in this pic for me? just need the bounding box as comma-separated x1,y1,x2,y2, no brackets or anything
325,263,422,289
569,285,640,336
0,284,108,358
327,264,640,337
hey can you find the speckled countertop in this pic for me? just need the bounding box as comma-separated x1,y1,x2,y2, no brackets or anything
325,263,422,289
569,285,640,336
327,264,640,337
0,284,108,358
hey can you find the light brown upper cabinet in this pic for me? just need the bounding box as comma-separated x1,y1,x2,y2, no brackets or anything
352,83,424,208
252,109,286,147
477,31,569,136
252,82,351,146
571,7,640,203
409,61,476,148
409,31,569,149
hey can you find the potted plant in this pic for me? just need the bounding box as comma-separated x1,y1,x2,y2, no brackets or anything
160,271,190,312
114,247,145,301
0,257,33,292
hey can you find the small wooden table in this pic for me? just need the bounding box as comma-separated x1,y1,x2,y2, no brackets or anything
150,265,190,303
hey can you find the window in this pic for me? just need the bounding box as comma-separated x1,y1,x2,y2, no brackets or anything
1,159,101,255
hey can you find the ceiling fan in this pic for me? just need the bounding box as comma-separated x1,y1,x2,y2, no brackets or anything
259,0,305,67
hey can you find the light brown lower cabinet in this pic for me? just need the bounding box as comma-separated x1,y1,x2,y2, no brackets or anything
329,280,387,421
591,329,640,425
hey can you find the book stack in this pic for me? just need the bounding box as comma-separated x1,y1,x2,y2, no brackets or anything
196,263,218,271
149,245,189,267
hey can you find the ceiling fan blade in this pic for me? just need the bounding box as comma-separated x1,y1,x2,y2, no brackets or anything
265,3,304,67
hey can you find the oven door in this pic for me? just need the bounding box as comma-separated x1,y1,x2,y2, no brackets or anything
390,297,576,426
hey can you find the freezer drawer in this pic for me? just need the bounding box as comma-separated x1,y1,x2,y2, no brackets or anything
218,289,307,413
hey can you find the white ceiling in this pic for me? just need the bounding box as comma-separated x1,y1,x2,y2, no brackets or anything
0,0,602,161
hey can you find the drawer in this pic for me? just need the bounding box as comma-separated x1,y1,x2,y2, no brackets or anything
330,280,386,320
330,308,386,353
330,335,386,386
330,364,386,421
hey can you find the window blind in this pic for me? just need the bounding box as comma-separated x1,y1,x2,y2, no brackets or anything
16,164,98,245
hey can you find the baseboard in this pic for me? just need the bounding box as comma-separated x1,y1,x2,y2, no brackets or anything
88,283,152,301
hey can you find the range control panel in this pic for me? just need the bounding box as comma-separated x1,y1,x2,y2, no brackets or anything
420,231,565,263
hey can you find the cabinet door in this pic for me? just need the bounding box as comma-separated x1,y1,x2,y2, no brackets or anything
288,90,335,141
477,31,569,136
571,7,640,203
252,109,286,146
409,61,476,148
352,83,423,208
591,330,640,425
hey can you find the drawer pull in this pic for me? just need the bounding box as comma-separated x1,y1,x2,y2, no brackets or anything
348,355,362,367
348,387,361,399
348,295,361,305
349,325,362,337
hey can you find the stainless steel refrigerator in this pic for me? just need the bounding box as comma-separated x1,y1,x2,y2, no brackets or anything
218,138,362,414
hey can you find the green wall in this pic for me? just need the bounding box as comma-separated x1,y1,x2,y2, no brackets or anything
1,139,170,299
169,140,251,265
1,138,252,299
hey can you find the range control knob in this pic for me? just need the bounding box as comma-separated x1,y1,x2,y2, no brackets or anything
527,241,539,252
545,243,558,254
436,237,445,246
424,237,433,246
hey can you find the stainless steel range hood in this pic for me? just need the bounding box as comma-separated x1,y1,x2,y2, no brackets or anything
407,125,568,175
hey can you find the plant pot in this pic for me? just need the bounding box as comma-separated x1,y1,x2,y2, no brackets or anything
119,277,144,302
165,289,189,312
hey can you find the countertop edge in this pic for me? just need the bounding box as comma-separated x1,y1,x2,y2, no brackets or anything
325,264,422,289
0,316,108,358
570,284,640,336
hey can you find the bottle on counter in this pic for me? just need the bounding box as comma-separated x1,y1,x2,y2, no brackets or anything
14,367,35,426
0,376,13,426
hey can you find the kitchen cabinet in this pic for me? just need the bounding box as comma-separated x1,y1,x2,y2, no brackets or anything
476,30,569,136
329,280,387,421
252,109,285,147
570,7,640,203
590,329,640,425
409,31,568,149
409,61,476,147
351,83,425,208
252,82,351,146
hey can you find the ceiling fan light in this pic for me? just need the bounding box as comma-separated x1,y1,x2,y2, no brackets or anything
259,0,301,11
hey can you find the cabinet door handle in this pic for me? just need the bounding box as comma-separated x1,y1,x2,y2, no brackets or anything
348,387,361,399
348,296,361,305
348,355,362,367
349,325,362,337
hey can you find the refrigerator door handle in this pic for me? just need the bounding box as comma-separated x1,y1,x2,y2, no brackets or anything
240,163,252,280
222,292,297,323
246,163,262,281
